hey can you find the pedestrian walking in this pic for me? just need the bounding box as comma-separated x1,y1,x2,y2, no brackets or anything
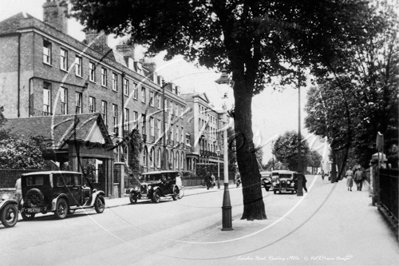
204,172,212,190
301,173,308,192
354,167,364,191
321,170,325,181
345,168,354,191
210,173,216,188
235,171,241,188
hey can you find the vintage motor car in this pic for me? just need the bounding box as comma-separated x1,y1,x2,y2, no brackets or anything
20,171,105,220
128,170,184,203
0,194,18,228
260,171,272,191
272,170,298,194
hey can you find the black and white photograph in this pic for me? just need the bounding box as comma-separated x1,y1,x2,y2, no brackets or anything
0,0,398,265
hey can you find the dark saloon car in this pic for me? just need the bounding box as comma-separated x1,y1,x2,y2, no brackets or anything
127,170,184,203
20,171,105,220
260,171,272,191
271,170,298,194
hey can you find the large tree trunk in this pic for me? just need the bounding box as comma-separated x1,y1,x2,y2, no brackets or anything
233,80,267,220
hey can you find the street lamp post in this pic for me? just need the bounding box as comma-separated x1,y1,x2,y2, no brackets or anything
216,147,220,189
215,69,233,231
296,74,303,197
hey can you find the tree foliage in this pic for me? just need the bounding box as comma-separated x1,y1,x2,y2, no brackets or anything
305,1,399,169
70,0,378,220
272,131,310,172
0,130,48,169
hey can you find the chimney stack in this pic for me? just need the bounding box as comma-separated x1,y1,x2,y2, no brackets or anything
43,0,68,34
85,29,109,54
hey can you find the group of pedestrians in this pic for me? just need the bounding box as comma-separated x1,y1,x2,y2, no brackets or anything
345,166,366,191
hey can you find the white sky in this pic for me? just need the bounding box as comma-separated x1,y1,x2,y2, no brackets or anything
0,0,323,165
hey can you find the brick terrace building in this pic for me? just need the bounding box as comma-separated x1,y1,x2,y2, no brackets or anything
0,1,187,190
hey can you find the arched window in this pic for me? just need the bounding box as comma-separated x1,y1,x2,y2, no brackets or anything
181,152,184,170
150,147,155,168
175,151,179,169
157,148,161,168
143,147,148,169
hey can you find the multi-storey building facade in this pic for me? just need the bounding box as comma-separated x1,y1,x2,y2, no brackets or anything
0,1,187,194
182,93,228,172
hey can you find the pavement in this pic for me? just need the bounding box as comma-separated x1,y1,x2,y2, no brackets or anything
108,175,399,265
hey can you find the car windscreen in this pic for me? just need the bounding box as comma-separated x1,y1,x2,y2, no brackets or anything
26,175,45,186
279,174,293,179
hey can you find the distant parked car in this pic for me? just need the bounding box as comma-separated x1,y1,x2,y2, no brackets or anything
0,195,18,228
271,170,298,194
20,171,105,220
127,170,184,203
260,171,272,191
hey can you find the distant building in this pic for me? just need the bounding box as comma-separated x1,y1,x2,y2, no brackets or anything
181,92,228,172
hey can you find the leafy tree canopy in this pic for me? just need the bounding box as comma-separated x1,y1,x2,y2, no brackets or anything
272,131,310,171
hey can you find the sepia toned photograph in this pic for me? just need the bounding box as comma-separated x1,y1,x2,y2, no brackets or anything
0,0,398,265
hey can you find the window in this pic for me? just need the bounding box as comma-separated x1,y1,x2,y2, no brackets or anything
134,111,138,128
101,101,107,125
112,72,118,91
60,48,68,71
124,108,129,131
133,83,138,99
101,68,107,87
89,96,96,113
157,149,161,168
123,78,129,96
150,117,154,136
181,127,184,142
75,56,82,77
112,104,118,135
157,94,161,109
181,153,184,169
43,40,52,65
141,87,146,103
89,62,95,82
141,114,146,134
176,125,179,142
43,82,51,116
75,92,83,114
157,119,161,138
60,87,67,115
150,92,154,107
143,148,148,168
150,148,155,168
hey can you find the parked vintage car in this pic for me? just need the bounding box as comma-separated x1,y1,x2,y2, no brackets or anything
0,195,18,228
271,170,298,194
128,170,184,203
20,171,105,220
260,171,272,191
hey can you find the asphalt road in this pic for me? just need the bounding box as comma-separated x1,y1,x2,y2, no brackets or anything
1,175,398,266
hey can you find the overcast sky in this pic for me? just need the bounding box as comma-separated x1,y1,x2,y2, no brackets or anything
0,0,326,165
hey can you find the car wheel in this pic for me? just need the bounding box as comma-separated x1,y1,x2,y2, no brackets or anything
26,188,44,207
0,204,18,228
152,190,160,203
129,193,137,204
21,210,35,221
94,195,105,213
54,198,68,219
273,190,277,194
